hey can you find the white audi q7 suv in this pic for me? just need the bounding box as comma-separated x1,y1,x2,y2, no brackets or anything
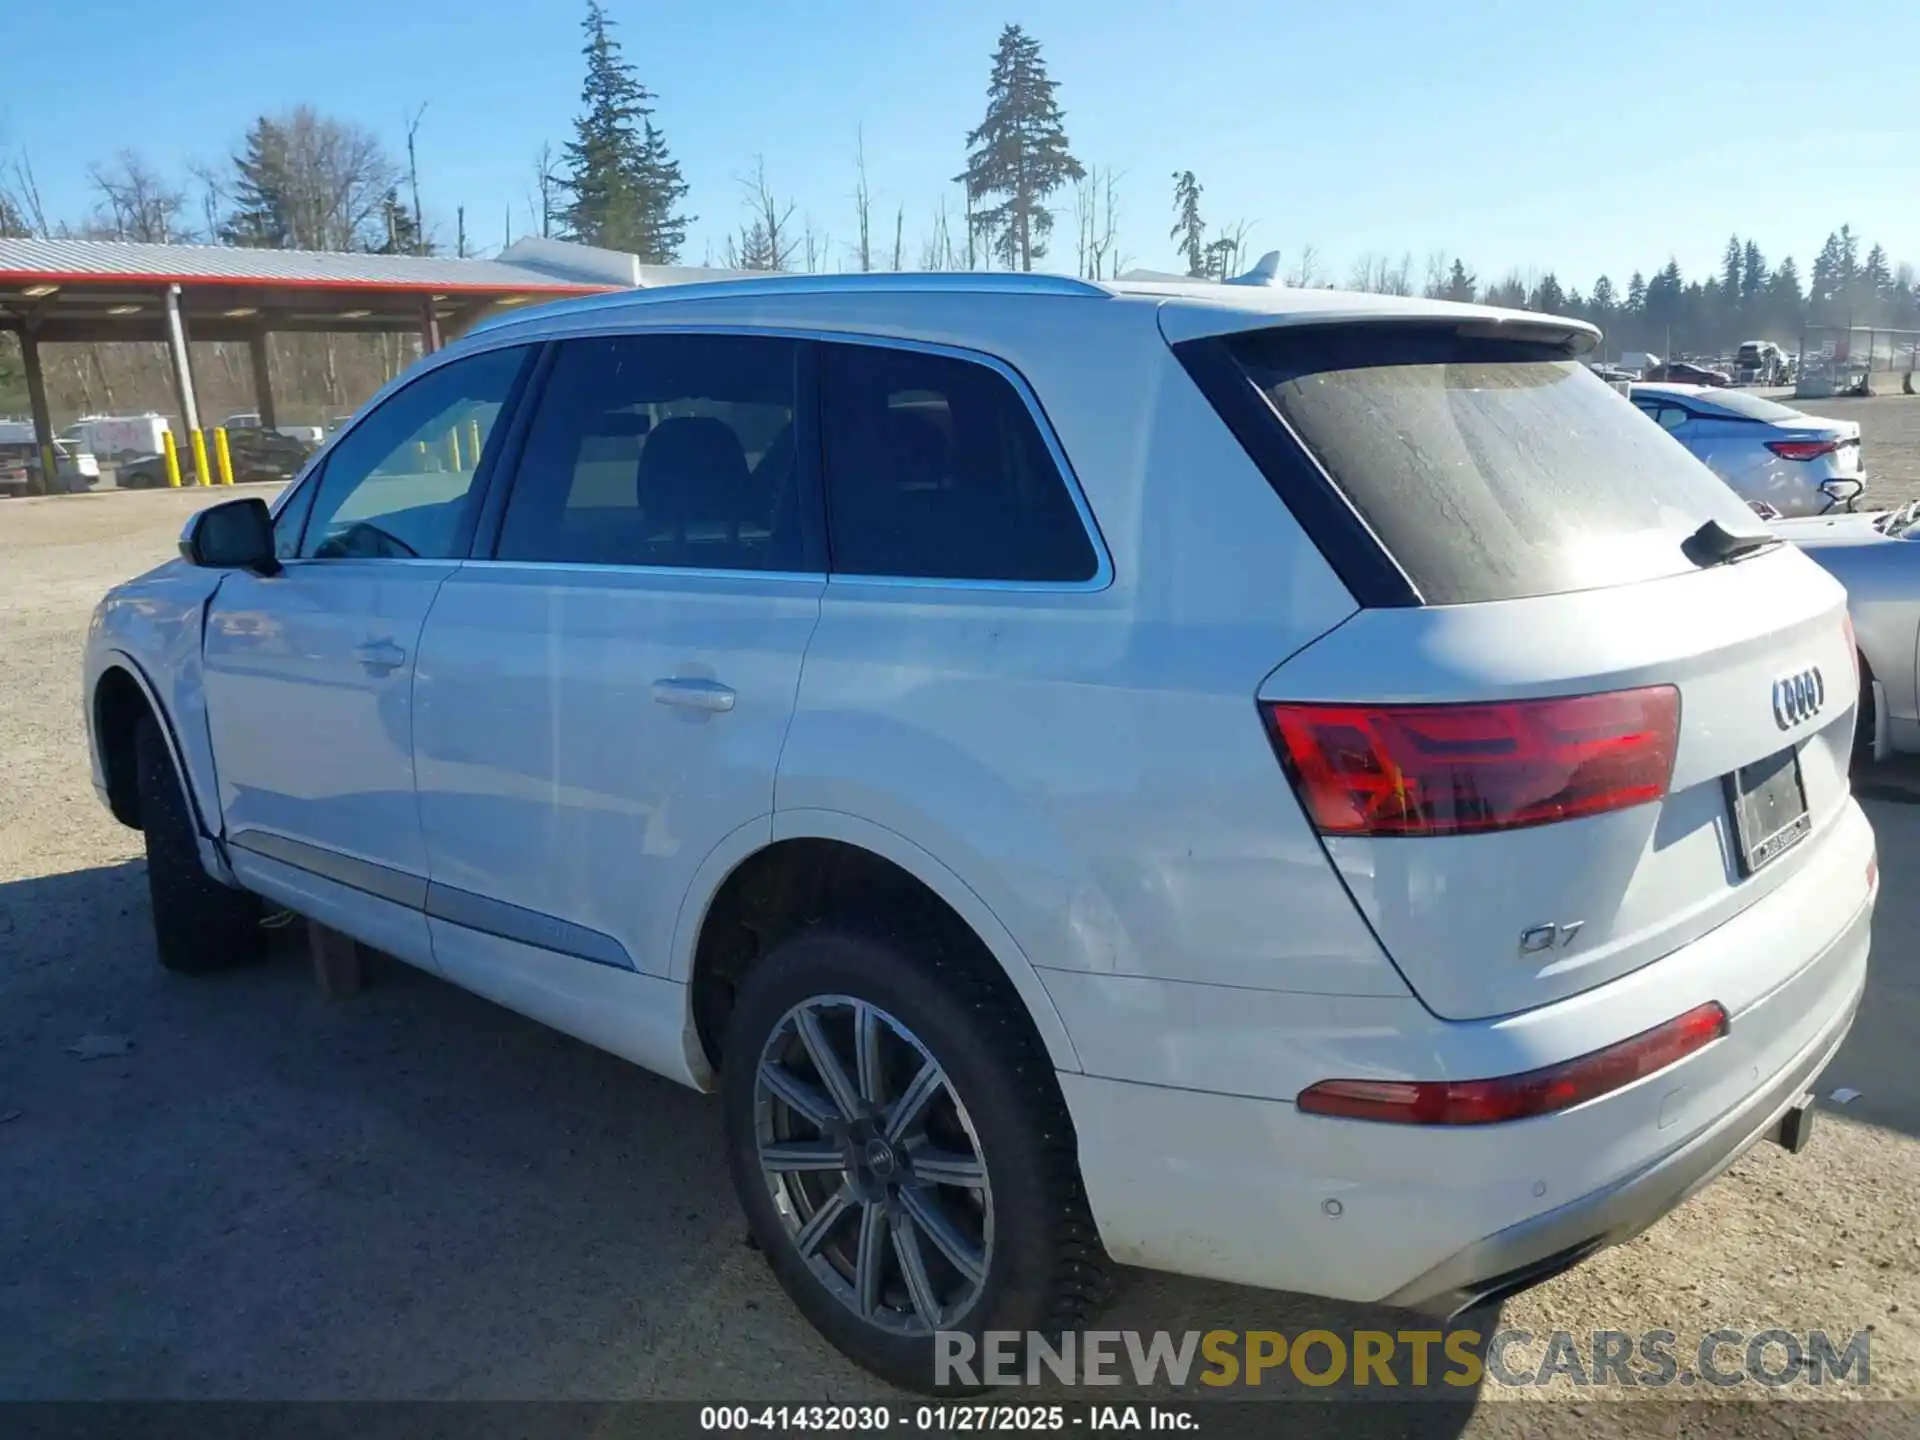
84,272,1874,1391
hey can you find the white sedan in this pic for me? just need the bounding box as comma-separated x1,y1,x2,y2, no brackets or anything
1630,382,1864,518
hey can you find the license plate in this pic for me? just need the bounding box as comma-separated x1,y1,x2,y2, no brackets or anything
1726,747,1811,877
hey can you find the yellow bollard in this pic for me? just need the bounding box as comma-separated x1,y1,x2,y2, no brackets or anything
446,427,462,472
162,431,183,488
213,427,235,486
468,417,483,466
189,428,211,487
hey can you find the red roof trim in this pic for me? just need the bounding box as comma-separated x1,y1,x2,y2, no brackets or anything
0,269,617,295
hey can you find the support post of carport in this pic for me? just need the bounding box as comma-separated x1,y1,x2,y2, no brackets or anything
163,283,206,485
419,296,441,355
247,329,277,432
20,322,57,497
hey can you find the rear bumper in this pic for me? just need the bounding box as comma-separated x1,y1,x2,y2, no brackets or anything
1384,961,1858,1314
1058,805,1874,1304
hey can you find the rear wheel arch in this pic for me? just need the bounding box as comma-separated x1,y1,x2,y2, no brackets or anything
686,826,1082,1081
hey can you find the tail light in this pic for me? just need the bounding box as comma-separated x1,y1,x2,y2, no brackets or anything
1767,439,1841,462
1297,1001,1728,1125
1263,686,1680,838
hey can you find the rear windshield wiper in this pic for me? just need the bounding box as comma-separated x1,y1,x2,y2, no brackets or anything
1682,518,1781,569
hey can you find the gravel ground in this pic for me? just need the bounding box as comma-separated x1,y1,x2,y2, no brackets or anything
2,479,1918,1435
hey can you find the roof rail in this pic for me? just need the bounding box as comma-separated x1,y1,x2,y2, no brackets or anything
470,269,1110,333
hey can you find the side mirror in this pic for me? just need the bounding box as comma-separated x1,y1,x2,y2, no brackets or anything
179,497,281,576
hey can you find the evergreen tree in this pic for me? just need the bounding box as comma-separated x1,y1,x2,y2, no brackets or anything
1589,274,1616,319
374,187,426,254
1529,272,1566,314
1625,271,1647,312
1720,235,1743,304
559,0,690,262
1443,258,1476,303
222,117,293,247
1169,170,1206,278
957,25,1085,271
0,192,30,239
1863,243,1893,298
1740,241,1767,311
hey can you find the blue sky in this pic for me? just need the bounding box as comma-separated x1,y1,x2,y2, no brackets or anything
10,0,1920,289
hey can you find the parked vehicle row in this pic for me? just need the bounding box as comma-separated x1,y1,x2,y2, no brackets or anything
113,426,317,489
84,273,1871,1392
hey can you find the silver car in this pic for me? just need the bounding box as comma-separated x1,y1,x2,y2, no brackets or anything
1631,382,1864,517
1771,501,1920,766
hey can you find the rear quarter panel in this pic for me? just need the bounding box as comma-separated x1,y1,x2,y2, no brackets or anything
772,296,1405,999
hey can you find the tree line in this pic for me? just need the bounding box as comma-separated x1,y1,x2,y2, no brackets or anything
5,6,1919,422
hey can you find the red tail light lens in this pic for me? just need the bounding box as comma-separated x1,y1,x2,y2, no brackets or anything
1264,686,1680,838
1298,1002,1729,1125
1766,439,1841,462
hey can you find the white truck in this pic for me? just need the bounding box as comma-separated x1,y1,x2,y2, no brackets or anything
1619,351,1662,378
62,414,172,459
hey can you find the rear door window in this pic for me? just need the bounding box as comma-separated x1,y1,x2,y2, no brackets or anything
1217,325,1763,604
495,332,807,572
819,342,1099,583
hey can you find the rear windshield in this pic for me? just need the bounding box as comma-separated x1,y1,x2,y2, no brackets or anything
1225,326,1766,604
1696,389,1805,422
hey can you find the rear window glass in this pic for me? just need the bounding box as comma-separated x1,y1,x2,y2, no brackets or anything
1693,389,1804,422
1227,326,1764,604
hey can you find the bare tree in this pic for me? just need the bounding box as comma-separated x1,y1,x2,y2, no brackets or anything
528,141,559,241
891,204,905,271
88,151,190,243
723,156,798,271
803,216,830,273
1073,165,1125,279
405,103,429,247
1206,219,1255,281
1422,249,1450,299
851,129,873,272
921,195,960,272
3,151,52,237
1285,243,1323,288
221,107,401,250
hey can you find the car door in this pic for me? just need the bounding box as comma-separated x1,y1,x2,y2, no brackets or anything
201,344,533,965
411,331,823,1014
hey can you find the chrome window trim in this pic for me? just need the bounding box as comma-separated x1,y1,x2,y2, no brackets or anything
456,559,826,583
446,322,1113,594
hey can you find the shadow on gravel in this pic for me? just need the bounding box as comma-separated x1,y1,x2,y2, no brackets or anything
0,859,1496,1417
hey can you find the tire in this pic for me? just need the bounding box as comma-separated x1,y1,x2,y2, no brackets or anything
134,715,261,974
723,910,1114,1393
121,469,159,490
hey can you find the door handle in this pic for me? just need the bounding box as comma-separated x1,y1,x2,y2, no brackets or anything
650,677,736,713
353,639,407,674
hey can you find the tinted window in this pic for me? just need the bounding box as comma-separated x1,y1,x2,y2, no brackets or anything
1698,390,1805,422
301,346,528,560
820,343,1097,582
496,333,804,571
1225,325,1763,604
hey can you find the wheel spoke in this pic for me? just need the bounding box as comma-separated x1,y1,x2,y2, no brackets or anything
761,1060,838,1130
855,1199,889,1318
796,1006,863,1121
899,1185,985,1287
892,1210,943,1329
854,1003,887,1108
883,1058,945,1143
909,1144,986,1189
760,1140,846,1174
793,1183,855,1258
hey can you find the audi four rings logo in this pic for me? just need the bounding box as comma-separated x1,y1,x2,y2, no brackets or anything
1772,666,1825,730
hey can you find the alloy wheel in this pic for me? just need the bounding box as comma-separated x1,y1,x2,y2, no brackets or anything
753,995,993,1335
